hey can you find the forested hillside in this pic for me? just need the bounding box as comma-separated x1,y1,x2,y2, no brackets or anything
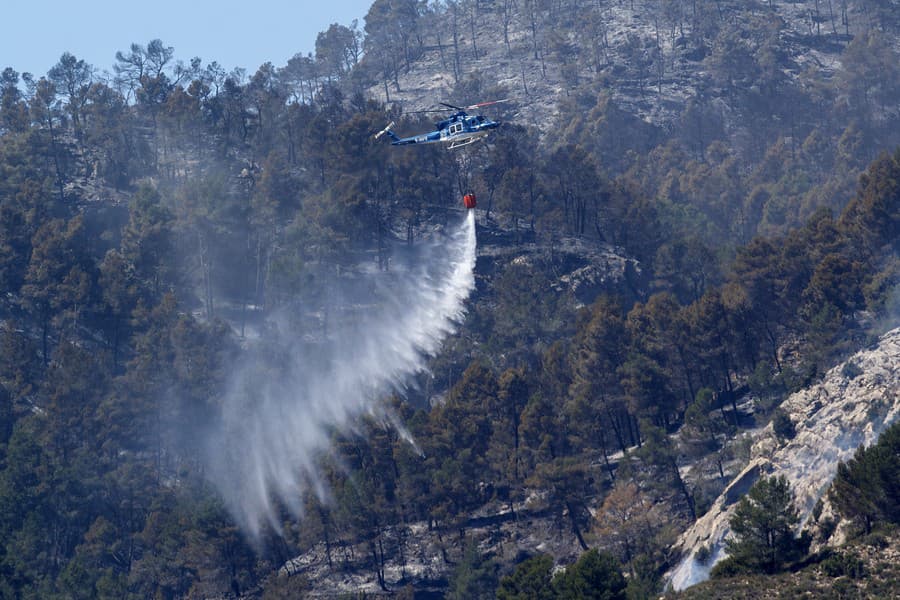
1,1,899,598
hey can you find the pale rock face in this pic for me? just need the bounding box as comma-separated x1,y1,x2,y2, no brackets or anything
668,328,900,591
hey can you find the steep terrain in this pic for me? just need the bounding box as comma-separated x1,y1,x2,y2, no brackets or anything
2,1,900,598
669,327,900,590
367,0,881,131
675,530,900,598
278,493,588,596
266,327,900,595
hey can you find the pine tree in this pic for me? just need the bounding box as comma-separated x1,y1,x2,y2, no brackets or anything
722,475,806,574
497,554,555,600
829,422,900,536
552,549,627,600
446,540,498,600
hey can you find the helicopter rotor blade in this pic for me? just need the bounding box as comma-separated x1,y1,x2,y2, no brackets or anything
398,98,512,116
405,108,454,114
464,98,510,110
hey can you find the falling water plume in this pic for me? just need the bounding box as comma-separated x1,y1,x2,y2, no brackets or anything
205,211,477,540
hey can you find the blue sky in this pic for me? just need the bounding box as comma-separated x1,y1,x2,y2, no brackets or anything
1,0,374,78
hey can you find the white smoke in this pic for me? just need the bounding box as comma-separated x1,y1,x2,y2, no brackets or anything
206,211,477,540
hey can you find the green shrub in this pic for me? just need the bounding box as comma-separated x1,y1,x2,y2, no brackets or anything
863,531,888,549
772,408,796,441
694,544,712,565
820,551,866,579
817,517,837,542
709,556,752,579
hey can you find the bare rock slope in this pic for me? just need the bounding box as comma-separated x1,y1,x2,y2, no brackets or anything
669,327,900,591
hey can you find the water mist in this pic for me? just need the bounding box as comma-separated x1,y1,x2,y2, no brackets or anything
205,211,477,541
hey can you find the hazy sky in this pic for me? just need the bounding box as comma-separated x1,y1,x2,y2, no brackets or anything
1,0,374,79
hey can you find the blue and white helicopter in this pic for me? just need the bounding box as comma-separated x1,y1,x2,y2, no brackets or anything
374,100,506,150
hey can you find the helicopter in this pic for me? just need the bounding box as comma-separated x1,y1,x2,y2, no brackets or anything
374,100,507,150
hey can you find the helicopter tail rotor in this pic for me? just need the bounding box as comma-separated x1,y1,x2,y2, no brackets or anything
374,121,396,140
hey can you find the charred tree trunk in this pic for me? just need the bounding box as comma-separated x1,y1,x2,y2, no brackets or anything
565,500,589,551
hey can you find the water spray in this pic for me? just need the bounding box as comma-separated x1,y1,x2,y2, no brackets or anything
206,211,477,540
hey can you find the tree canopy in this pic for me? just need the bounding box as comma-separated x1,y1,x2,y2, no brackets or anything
1,2,900,596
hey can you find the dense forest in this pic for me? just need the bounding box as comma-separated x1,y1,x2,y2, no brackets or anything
1,0,899,598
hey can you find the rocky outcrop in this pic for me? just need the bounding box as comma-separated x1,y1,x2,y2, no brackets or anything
668,327,900,591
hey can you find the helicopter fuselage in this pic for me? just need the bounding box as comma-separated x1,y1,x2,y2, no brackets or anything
384,111,500,149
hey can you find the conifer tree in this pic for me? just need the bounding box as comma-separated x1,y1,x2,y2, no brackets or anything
830,422,900,536
497,554,555,600
553,549,627,600
722,475,806,574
